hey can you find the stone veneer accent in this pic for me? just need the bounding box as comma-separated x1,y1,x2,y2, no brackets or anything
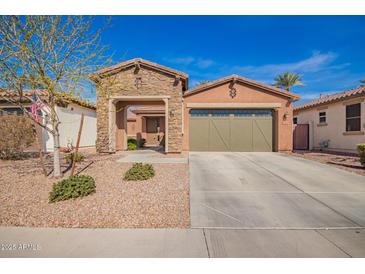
96,66,184,153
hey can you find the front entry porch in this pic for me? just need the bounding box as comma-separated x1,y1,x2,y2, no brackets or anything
109,96,170,153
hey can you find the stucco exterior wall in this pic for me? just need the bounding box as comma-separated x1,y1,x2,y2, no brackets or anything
51,104,96,151
183,82,294,151
96,66,184,153
294,96,365,153
127,119,137,137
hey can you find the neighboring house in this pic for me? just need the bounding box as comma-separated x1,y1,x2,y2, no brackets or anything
92,58,300,153
127,106,165,146
0,90,97,152
293,86,365,153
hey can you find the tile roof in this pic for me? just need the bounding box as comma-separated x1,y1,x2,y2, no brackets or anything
294,86,365,111
183,74,301,100
0,89,96,110
94,58,188,79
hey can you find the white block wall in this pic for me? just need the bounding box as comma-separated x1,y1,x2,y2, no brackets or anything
45,104,96,152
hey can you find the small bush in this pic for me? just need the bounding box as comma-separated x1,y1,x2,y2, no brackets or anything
49,175,96,203
123,163,155,181
0,115,35,159
127,138,137,150
138,138,146,148
65,152,84,164
357,144,365,166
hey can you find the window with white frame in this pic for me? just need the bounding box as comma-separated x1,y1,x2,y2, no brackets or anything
319,111,326,123
346,103,361,131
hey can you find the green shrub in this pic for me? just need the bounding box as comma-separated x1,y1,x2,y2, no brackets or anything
138,138,146,148
123,163,155,181
357,144,365,166
65,152,84,164
127,138,138,150
49,175,96,203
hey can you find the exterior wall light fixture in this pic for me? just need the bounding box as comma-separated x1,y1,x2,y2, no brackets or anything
135,76,142,89
283,111,289,120
169,109,175,117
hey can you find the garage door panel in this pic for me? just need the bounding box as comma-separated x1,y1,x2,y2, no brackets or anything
190,117,210,151
209,118,231,151
252,118,272,152
230,118,253,152
189,109,273,152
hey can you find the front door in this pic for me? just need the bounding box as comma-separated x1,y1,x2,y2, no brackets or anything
146,117,164,146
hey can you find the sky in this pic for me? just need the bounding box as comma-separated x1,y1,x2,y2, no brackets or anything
93,16,365,104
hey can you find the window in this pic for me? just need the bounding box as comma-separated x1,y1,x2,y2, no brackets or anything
319,111,326,123
346,103,361,132
293,117,298,124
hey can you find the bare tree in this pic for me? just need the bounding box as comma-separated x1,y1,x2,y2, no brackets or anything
0,16,111,177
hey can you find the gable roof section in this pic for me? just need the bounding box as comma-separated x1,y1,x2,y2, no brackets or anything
183,75,300,101
294,86,365,112
95,58,188,79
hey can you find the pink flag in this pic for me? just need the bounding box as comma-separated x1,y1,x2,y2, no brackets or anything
30,93,42,122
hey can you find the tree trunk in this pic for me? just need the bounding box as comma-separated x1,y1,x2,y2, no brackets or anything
53,132,62,178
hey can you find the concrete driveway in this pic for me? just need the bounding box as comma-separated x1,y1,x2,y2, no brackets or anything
189,152,365,257
190,152,365,229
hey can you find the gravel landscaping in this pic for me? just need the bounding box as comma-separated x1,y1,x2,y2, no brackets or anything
0,152,189,228
286,150,365,176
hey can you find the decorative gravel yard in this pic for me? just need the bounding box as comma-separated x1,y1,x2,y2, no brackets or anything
0,153,189,228
286,150,365,176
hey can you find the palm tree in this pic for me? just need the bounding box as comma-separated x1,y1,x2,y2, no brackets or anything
360,79,365,87
273,72,304,91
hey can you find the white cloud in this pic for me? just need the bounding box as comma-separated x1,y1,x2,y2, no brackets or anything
196,58,215,69
164,56,195,65
299,93,321,100
165,56,216,69
234,51,341,75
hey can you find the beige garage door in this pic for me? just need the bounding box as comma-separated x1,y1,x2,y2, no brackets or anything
189,109,273,152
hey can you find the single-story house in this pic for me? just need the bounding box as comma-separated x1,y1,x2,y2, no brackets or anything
91,58,300,153
293,86,365,154
0,90,97,152
127,106,165,146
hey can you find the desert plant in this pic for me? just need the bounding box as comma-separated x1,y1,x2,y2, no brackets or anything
123,163,155,181
127,138,138,150
0,116,35,159
64,152,85,164
357,144,365,166
273,72,304,91
49,175,96,203
138,138,146,148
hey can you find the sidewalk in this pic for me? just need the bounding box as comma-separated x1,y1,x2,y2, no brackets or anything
0,227,207,258
1,226,364,257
